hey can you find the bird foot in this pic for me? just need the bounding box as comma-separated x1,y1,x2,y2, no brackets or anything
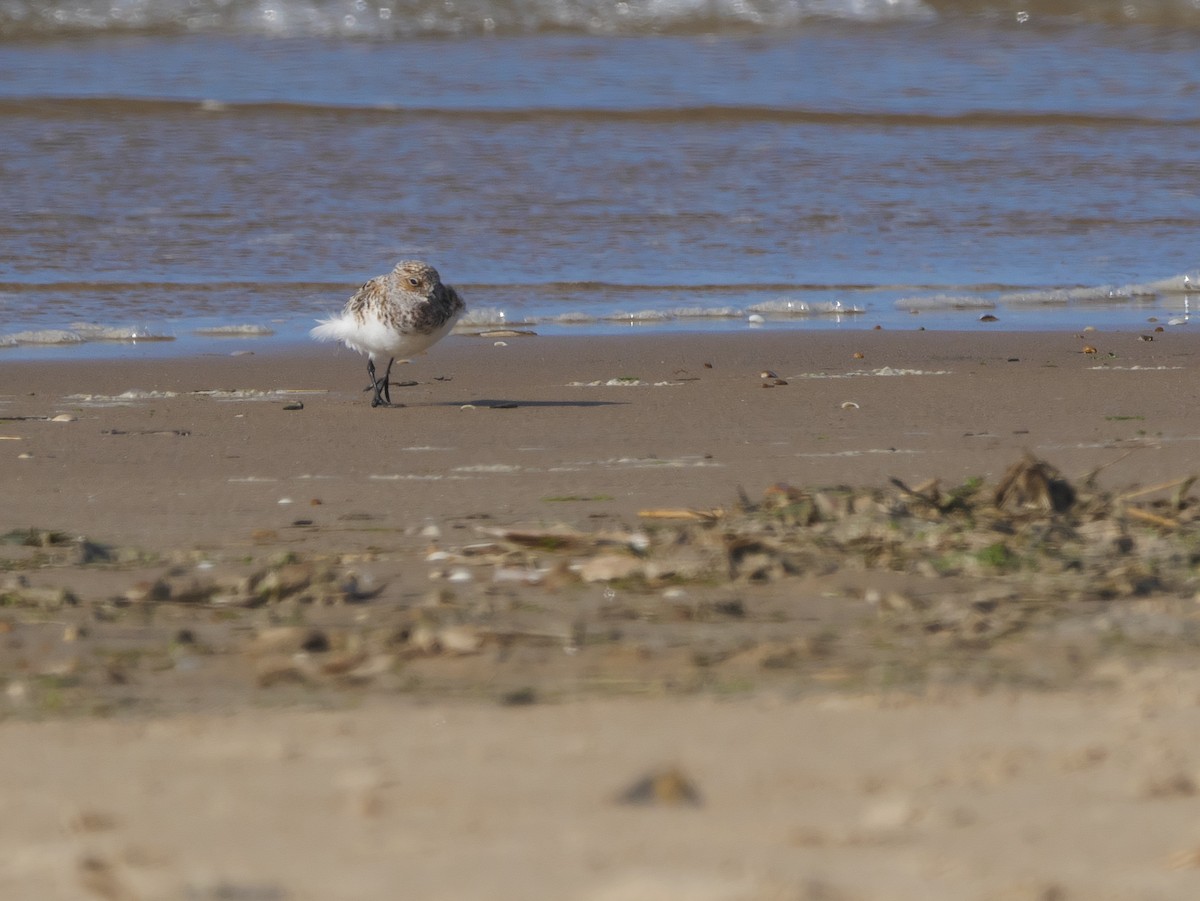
368,387,404,408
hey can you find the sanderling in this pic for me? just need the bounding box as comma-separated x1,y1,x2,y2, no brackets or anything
311,260,466,407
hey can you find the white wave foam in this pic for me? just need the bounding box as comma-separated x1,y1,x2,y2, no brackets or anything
1,329,86,345
666,306,742,319
1137,271,1200,294
541,302,866,324
73,324,174,341
0,324,175,346
66,390,178,406
192,324,275,336
894,294,995,311
604,310,672,322
456,307,532,328
746,298,864,316
793,367,950,379
1088,365,1184,371
998,286,1130,306
1000,273,1200,307
0,0,941,38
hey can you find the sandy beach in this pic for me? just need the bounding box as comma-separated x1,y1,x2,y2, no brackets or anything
4,328,1200,900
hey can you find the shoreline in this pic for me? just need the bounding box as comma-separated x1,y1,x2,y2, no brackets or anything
0,307,1192,361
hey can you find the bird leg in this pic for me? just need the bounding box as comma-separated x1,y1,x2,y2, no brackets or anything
380,357,395,405
366,358,398,407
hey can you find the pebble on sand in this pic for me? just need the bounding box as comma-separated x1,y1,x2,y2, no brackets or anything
616,766,703,807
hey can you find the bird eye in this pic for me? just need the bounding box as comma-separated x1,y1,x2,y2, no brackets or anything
407,277,420,287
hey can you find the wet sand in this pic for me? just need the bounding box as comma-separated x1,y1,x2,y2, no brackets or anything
5,328,1197,548
3,328,1200,900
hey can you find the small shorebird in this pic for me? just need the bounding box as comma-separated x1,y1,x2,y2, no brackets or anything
311,260,466,407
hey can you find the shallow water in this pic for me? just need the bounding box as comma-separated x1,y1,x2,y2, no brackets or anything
2,0,1199,354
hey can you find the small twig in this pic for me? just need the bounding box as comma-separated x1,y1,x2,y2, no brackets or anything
1176,476,1198,511
638,509,723,522
889,477,937,503
1124,506,1180,530
1080,449,1137,487
1119,476,1197,503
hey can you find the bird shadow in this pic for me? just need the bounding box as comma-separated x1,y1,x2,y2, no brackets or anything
427,398,626,409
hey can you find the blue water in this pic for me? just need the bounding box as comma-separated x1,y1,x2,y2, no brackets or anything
2,1,1199,355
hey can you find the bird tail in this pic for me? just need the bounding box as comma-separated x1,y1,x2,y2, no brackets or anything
310,316,347,343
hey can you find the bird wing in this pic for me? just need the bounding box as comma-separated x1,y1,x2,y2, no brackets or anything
310,276,387,341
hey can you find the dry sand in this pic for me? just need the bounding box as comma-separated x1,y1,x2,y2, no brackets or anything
3,328,1200,900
